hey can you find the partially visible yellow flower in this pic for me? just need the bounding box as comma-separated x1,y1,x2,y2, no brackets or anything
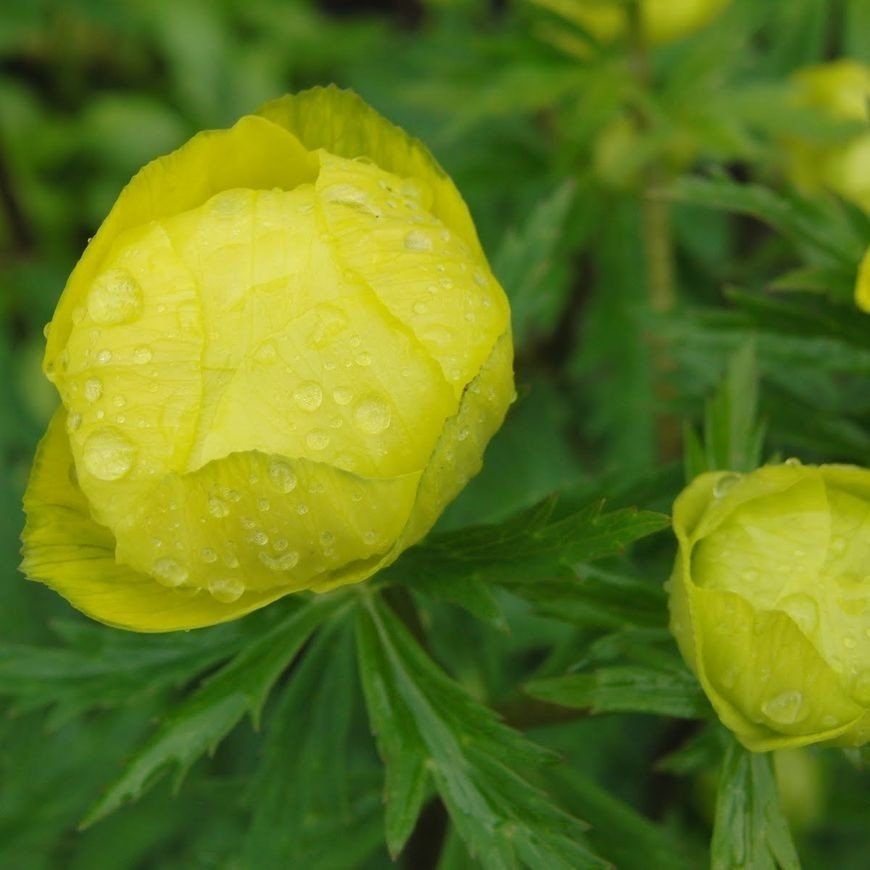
21,87,514,632
857,247,870,313
669,463,870,752
532,0,731,47
788,60,870,214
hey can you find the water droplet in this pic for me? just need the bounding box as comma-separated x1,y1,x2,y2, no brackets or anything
250,530,268,546
457,426,470,442
208,577,245,603
353,397,391,434
151,557,188,588
254,341,277,363
713,473,742,498
363,530,377,545
404,230,432,252
293,381,323,411
82,428,136,480
413,301,428,315
784,457,802,467
257,498,270,512
84,377,103,402
853,671,870,704
761,690,806,725
310,305,348,348
274,538,289,552
96,349,112,364
201,547,218,563
296,503,309,515
113,395,127,408
240,516,256,530
267,459,297,493
66,413,82,433
473,270,488,288
781,594,819,634
306,430,330,450
226,489,241,502
355,351,372,367
258,550,300,571
333,387,353,406
87,268,143,324
320,530,335,546
208,496,230,518
133,346,152,364
844,635,857,650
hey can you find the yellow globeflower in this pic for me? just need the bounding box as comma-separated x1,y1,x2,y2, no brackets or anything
534,0,731,47
857,248,870,313
788,59,870,214
21,87,514,632
669,464,870,752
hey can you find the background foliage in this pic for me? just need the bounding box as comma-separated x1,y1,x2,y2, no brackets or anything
0,0,868,867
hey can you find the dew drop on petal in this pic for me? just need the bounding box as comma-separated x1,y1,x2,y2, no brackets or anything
82,428,136,480
353,397,392,434
84,378,103,402
761,690,806,725
267,459,297,493
293,381,323,411
66,413,82,433
258,550,300,571
208,496,230,518
133,346,153,364
404,230,433,252
306,430,330,450
208,577,246,603
200,547,218,564
87,269,143,324
151,557,188,588
713,473,742,498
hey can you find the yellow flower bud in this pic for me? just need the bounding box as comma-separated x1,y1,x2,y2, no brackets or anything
669,464,870,752
21,87,514,632
535,0,731,47
787,60,870,214
857,247,870,313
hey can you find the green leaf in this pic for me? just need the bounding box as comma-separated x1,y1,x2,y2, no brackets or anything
711,737,800,870
394,497,670,587
81,594,346,827
526,665,709,719
0,617,261,725
493,180,576,347
684,339,766,480
242,616,386,868
356,595,607,869
548,766,697,870
666,176,864,267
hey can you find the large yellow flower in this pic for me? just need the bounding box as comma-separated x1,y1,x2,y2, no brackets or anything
21,87,514,632
669,464,870,752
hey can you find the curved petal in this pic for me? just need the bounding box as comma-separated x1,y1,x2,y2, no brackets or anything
45,115,316,375
855,248,870,312
690,587,863,752
21,410,294,632
256,86,485,261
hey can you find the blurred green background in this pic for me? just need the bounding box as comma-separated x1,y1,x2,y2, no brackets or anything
1,0,869,867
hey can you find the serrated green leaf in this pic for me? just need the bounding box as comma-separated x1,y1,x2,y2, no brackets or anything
684,339,766,479
0,617,261,725
493,180,576,347
711,737,801,870
393,498,670,586
242,616,386,868
526,665,709,719
356,595,607,869
81,594,346,828
666,176,864,266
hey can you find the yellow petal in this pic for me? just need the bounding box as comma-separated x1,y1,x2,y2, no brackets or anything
21,410,294,632
256,86,485,261
45,115,316,376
